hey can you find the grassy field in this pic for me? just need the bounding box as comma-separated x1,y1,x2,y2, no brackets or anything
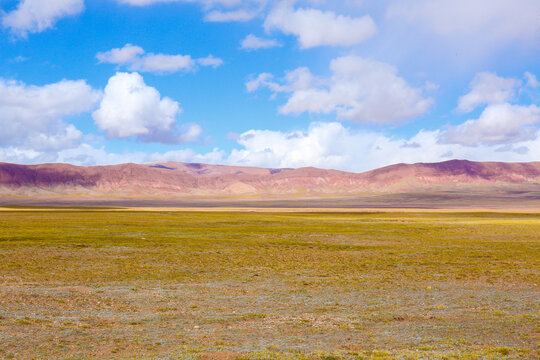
0,209,538,359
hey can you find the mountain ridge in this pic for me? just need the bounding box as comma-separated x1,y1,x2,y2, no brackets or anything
1,159,540,207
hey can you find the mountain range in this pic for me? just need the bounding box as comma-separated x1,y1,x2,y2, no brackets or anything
1,160,540,208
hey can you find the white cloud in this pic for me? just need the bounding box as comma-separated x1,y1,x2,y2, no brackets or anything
117,0,181,5
224,121,540,172
264,1,376,48
249,55,433,124
228,122,370,170
1,140,225,166
240,34,281,50
6,121,422,170
96,44,222,74
0,146,67,164
23,124,83,152
6,120,540,172
96,44,145,64
525,72,539,88
92,72,200,144
446,71,540,147
227,122,443,171
2,0,84,38
387,0,540,54
0,78,100,151
117,0,247,6
136,54,195,73
197,55,224,67
0,140,227,167
149,147,226,164
177,123,203,143
56,143,149,166
441,104,540,146
457,72,520,113
246,68,316,93
205,9,257,22
118,0,264,22
246,73,274,92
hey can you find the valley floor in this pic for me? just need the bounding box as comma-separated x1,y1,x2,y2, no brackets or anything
0,209,538,359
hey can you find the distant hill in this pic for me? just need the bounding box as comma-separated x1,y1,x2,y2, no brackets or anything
1,160,540,207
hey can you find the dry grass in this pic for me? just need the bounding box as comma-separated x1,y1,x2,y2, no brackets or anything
0,209,538,359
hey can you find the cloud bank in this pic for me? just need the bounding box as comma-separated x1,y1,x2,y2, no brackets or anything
7,120,540,172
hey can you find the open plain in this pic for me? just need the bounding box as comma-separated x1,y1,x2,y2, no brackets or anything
0,208,538,359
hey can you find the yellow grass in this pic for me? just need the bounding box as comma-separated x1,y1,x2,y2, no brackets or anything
0,209,538,359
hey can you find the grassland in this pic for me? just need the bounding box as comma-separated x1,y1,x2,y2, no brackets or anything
0,209,538,359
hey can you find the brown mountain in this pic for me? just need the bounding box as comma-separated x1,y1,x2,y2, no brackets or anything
1,159,540,207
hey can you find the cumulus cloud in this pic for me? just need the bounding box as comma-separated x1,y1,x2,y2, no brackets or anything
228,122,371,170
2,0,84,37
224,122,540,172
96,44,222,74
6,120,540,171
240,34,281,50
248,55,433,124
0,78,100,151
22,125,83,152
226,123,453,171
457,72,520,113
387,0,540,55
441,104,540,146
92,72,201,144
264,1,376,48
444,71,540,147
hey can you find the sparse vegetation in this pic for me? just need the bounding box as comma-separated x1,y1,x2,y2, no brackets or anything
0,209,538,359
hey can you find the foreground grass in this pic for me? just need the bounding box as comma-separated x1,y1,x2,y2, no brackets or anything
0,210,538,359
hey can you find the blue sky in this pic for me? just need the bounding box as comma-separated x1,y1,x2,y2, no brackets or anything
0,0,539,172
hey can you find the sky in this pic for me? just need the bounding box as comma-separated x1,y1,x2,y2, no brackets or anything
0,0,539,172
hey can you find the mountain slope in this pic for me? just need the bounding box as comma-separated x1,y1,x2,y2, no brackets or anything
361,159,540,185
1,159,540,206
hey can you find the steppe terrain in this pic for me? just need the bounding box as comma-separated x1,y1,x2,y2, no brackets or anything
0,208,538,359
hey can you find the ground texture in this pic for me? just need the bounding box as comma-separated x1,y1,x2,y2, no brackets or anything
0,210,538,359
